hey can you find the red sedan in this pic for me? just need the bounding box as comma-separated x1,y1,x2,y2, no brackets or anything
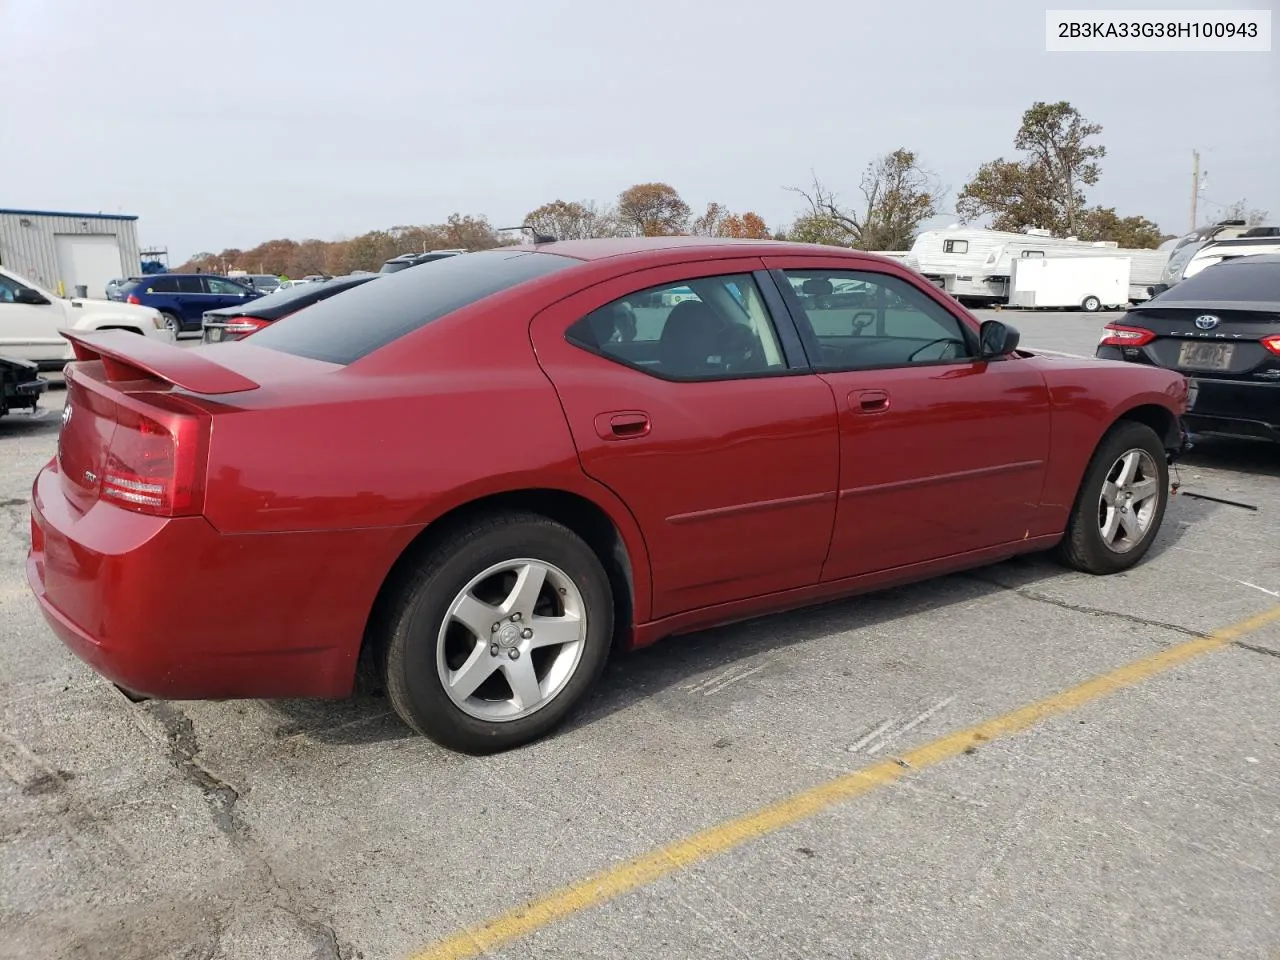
28,238,1189,753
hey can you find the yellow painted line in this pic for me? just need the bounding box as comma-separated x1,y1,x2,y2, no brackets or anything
409,605,1280,960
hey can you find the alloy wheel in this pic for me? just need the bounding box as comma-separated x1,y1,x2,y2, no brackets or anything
436,558,587,722
1096,448,1161,553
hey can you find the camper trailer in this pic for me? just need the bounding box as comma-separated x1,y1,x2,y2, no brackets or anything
906,226,1170,305
1007,256,1131,311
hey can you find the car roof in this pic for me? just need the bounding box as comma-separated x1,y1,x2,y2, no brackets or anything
503,236,899,264
1209,253,1280,266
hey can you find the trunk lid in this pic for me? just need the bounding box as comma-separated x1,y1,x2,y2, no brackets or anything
54,330,341,515
1126,305,1280,378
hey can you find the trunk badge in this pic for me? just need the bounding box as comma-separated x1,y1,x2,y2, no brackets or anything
1194,314,1220,330
83,470,98,484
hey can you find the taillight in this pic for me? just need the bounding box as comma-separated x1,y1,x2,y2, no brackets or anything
1099,324,1156,347
126,294,141,305
225,316,270,336
1262,334,1280,356
100,397,208,517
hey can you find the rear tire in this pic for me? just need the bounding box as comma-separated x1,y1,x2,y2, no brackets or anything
380,512,614,754
160,312,181,335
1081,295,1102,312
1054,420,1169,575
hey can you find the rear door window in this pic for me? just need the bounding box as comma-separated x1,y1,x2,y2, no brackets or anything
249,249,579,364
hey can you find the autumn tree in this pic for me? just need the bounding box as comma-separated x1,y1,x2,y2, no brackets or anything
721,212,770,239
957,101,1106,235
440,213,500,251
616,182,690,236
1075,208,1164,248
524,199,620,239
690,203,770,239
284,239,330,277
784,149,940,250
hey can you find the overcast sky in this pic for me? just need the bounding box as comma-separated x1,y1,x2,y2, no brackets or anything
2,0,1275,261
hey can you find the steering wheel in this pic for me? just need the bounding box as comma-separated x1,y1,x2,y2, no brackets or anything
907,337,966,363
850,311,876,335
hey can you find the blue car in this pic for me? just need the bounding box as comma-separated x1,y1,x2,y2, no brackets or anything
121,273,262,334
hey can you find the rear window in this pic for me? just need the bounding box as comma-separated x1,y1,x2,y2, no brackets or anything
248,249,579,363
247,275,377,319
1161,258,1280,302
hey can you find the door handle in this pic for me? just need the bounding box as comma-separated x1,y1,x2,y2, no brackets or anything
849,389,890,413
594,411,651,440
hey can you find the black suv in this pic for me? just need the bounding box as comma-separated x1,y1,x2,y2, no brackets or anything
379,249,467,274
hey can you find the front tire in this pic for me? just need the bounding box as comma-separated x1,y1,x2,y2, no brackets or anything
1055,421,1169,575
381,512,614,753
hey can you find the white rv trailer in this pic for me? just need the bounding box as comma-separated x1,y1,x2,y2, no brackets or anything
1007,256,1131,311
906,226,1169,304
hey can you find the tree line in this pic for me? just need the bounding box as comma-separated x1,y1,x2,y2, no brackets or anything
179,101,1264,275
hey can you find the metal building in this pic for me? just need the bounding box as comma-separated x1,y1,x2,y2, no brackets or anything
0,208,142,300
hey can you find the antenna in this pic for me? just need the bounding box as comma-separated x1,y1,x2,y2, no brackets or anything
501,224,557,244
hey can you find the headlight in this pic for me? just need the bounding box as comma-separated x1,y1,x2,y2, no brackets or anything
152,312,165,330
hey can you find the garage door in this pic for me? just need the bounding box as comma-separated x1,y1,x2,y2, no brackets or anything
53,233,124,299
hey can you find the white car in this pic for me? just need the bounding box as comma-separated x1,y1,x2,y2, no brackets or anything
0,266,175,369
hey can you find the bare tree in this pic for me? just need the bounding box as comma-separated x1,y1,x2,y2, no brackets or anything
858,149,943,249
785,149,941,250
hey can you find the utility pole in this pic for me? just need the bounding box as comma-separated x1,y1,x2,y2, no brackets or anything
1189,149,1200,231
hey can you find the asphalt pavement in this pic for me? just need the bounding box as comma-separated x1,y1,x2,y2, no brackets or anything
2,310,1278,960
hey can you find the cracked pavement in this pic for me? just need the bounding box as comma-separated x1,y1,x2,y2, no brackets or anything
3,313,1279,960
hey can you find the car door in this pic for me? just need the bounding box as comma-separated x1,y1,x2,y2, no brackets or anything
0,273,65,363
530,259,840,621
206,276,255,311
763,257,1052,581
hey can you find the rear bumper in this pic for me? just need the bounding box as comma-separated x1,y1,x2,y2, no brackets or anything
1183,377,1280,443
27,462,410,700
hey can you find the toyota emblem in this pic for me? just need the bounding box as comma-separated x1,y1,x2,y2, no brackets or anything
1194,314,1220,330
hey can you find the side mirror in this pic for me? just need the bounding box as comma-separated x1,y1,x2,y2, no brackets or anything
14,287,50,306
978,319,1020,358
1148,283,1170,297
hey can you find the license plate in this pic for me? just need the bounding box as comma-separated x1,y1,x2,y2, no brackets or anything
207,327,223,342
1177,341,1233,371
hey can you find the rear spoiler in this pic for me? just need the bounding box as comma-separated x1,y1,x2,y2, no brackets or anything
62,329,260,395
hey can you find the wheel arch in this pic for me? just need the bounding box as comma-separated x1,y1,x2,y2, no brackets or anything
1114,401,1183,455
357,487,648,689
